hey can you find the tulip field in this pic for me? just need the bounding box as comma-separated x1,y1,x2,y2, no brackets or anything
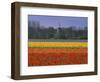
28,42,88,66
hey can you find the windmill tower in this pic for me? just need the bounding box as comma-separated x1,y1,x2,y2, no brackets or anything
54,23,62,39
57,23,61,34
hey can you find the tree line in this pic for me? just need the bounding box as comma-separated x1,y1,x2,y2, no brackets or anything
28,21,87,40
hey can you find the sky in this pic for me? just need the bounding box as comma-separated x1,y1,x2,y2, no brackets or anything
28,15,88,29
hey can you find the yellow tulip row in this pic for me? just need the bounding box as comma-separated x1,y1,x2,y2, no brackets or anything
28,42,87,48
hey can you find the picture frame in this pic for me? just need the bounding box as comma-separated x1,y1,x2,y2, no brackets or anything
11,2,98,80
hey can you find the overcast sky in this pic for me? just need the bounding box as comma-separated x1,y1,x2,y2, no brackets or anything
28,15,88,28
